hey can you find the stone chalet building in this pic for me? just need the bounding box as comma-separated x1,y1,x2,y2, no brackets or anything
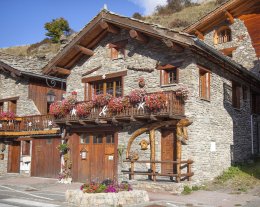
0,0,259,184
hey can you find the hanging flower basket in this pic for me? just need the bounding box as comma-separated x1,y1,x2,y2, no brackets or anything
93,94,112,107
175,86,189,101
0,112,16,120
145,92,167,112
138,77,145,88
129,89,146,104
108,97,128,113
75,101,93,118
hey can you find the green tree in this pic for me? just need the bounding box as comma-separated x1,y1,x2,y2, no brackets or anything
44,17,71,43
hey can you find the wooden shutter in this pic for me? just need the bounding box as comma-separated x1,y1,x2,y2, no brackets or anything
232,82,240,109
8,100,17,113
199,69,210,100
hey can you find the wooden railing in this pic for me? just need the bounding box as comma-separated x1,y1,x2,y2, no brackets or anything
0,115,57,132
122,159,193,182
57,91,184,123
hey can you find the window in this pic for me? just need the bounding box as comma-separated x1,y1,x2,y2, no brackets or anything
214,26,232,44
199,68,210,100
109,40,127,60
80,134,90,144
251,93,260,114
106,134,114,144
0,102,3,113
93,135,103,144
90,78,122,99
22,141,30,156
159,64,179,85
232,81,241,109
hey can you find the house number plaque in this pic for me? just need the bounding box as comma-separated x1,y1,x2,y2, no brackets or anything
108,155,113,160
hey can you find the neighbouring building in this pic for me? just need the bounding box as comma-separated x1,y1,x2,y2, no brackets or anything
0,52,65,178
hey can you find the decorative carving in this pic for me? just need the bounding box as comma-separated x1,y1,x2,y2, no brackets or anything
139,139,149,150
0,143,6,152
176,118,193,144
129,151,139,161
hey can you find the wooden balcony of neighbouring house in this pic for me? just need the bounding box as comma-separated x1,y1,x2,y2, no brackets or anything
54,91,185,126
0,115,60,136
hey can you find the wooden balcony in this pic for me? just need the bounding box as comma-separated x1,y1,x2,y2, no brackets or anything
55,91,185,126
0,115,59,136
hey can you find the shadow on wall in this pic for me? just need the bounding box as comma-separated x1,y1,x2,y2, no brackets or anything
223,83,260,165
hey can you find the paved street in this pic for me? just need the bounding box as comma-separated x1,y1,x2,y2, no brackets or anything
0,174,259,207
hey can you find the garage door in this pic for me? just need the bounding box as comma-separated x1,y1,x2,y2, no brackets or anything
31,137,61,178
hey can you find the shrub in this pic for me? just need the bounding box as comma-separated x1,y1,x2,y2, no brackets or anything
132,12,144,20
169,19,189,28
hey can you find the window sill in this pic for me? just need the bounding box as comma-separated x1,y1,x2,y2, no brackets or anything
200,98,210,102
160,83,178,88
112,57,125,61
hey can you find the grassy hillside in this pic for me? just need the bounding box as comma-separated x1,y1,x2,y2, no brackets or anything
144,1,218,31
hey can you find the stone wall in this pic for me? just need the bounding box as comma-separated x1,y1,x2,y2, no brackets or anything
66,29,253,181
0,143,8,175
66,190,149,207
0,72,40,116
203,18,259,76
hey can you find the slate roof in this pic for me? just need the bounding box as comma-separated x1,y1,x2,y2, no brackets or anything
0,52,47,75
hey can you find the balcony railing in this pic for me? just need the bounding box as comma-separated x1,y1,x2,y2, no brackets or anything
0,115,58,132
56,91,185,124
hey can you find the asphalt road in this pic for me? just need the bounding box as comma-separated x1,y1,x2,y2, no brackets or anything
0,184,66,207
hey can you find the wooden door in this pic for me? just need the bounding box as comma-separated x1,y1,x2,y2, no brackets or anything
31,137,61,178
161,129,176,174
72,132,117,182
8,141,21,173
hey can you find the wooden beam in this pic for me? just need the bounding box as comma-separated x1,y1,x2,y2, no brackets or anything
82,65,102,77
162,39,184,52
76,45,94,56
129,29,148,43
99,21,120,34
195,29,204,40
53,67,71,75
225,11,234,24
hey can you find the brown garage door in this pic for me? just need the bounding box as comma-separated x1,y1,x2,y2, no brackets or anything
31,137,61,178
70,132,118,182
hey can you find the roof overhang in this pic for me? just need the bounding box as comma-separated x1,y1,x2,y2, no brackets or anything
184,0,260,34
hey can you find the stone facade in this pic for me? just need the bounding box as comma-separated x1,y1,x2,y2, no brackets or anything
0,72,40,116
66,29,255,182
203,18,259,76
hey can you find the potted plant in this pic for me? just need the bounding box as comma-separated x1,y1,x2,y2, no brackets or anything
175,86,189,101
50,101,67,118
138,77,145,88
75,101,93,118
0,112,15,120
145,92,167,112
128,89,146,104
93,94,112,107
57,143,69,154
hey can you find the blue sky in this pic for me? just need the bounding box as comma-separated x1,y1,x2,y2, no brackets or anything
0,0,167,48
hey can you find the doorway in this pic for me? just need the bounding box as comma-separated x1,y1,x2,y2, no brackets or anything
70,132,117,182
161,129,177,174
8,141,20,173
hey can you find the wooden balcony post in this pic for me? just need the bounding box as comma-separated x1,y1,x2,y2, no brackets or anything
130,160,134,180
149,129,156,181
187,159,192,181
176,139,182,183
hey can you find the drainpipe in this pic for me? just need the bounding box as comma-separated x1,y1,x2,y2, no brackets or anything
251,114,254,155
